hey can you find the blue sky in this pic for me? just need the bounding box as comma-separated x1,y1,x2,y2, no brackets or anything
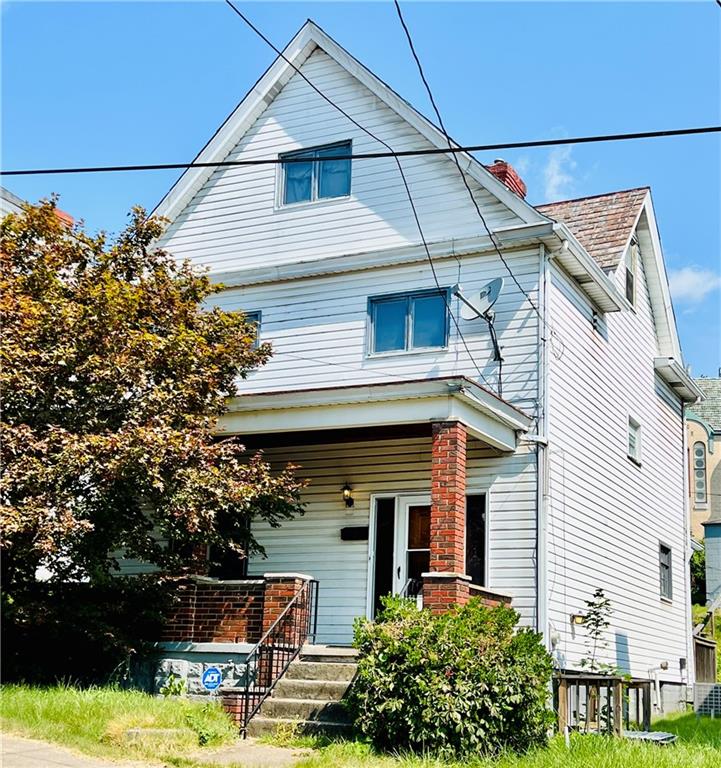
3,1,720,375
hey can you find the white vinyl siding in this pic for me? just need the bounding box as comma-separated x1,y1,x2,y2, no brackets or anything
247,436,538,645
546,227,689,683
157,49,523,274
212,247,540,414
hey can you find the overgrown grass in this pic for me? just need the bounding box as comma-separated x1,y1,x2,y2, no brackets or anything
0,684,238,767
3,687,720,768
271,712,721,768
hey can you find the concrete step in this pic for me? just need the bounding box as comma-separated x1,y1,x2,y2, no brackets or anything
300,645,359,664
259,697,350,722
246,716,354,739
285,661,357,682
273,678,351,701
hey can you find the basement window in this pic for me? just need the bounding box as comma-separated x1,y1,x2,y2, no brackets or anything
369,289,449,355
628,416,642,464
281,141,352,205
659,543,673,601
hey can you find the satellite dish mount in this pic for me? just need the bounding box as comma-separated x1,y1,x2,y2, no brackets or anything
453,278,505,395
453,278,505,364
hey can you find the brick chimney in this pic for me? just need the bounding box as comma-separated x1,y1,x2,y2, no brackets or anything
485,159,527,199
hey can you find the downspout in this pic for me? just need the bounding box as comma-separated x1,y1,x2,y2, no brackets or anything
681,401,695,694
536,243,551,643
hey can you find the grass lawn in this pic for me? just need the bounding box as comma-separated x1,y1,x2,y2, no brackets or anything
2,686,720,768
273,712,721,768
0,684,238,767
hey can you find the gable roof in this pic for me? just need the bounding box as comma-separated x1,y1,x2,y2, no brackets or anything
153,20,546,228
690,379,721,430
536,188,649,271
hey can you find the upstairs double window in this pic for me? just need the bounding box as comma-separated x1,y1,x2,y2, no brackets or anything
281,141,352,205
369,288,449,355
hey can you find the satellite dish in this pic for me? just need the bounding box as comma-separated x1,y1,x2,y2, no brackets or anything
457,278,504,320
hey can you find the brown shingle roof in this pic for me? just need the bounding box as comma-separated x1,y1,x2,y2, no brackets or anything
535,188,649,270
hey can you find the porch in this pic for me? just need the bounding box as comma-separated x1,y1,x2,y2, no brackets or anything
216,376,534,645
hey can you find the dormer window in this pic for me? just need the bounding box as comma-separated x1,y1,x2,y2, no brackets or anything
281,141,352,205
625,236,639,305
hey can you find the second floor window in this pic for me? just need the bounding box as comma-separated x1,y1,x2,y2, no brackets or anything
281,141,352,205
369,289,449,354
244,310,261,348
694,441,707,504
659,543,673,600
628,416,642,463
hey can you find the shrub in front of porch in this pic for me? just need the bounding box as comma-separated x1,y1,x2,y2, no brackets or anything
347,597,553,757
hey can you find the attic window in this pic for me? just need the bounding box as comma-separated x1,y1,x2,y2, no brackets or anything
281,141,352,205
625,236,639,306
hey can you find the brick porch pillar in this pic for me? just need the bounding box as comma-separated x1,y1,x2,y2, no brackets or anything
423,421,470,613
259,573,310,687
262,573,308,634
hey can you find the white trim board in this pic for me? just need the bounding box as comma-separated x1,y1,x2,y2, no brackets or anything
152,20,548,230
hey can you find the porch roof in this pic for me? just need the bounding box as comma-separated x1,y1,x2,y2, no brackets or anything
219,377,532,452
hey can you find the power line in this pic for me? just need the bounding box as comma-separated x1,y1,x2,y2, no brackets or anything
2,125,719,177
222,0,494,390
393,0,540,325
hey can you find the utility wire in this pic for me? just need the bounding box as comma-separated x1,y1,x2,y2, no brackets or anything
3,125,719,176
222,0,494,390
393,0,538,316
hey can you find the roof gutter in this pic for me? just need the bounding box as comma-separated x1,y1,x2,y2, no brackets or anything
545,222,633,313
654,357,704,403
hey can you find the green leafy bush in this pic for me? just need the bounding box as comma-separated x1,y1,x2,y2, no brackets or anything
347,596,554,757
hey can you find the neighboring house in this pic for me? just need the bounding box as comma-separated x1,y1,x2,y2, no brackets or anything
147,21,701,698
687,377,721,603
1,185,25,216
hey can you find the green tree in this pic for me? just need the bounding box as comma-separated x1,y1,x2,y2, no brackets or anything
1,199,305,588
579,587,614,673
691,548,706,606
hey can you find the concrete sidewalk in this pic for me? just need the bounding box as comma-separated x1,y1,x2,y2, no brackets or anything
1,735,145,768
1,733,311,768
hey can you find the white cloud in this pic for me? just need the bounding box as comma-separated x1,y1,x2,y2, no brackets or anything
668,266,721,303
543,146,576,201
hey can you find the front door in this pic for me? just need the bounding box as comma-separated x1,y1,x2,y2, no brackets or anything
370,495,430,618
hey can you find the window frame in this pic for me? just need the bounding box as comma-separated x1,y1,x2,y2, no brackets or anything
659,542,673,602
625,237,639,307
279,140,352,207
693,441,708,505
244,310,262,349
367,287,450,357
627,416,642,465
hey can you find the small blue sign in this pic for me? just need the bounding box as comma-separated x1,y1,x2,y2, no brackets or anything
201,667,222,691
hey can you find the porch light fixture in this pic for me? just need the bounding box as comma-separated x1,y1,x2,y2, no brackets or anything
342,483,354,508
570,613,586,626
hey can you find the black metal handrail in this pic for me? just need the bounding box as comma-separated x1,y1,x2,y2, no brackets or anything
238,578,319,737
401,578,422,598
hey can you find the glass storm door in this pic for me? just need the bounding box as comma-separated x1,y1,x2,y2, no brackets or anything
370,495,430,617
394,496,431,595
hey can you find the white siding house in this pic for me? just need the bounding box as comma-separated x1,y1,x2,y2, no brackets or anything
150,20,701,692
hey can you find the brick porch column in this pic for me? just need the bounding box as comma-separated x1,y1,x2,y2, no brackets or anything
259,573,311,687
423,421,470,613
262,573,309,634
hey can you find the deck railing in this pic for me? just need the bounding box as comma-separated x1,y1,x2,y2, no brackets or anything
554,673,652,736
237,578,319,736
